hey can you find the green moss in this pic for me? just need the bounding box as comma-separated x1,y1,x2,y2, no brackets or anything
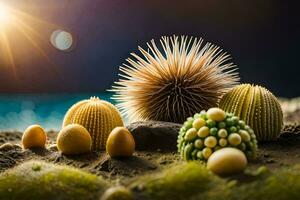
0,160,109,200
227,165,300,200
2,160,300,200
131,162,300,200
130,161,230,200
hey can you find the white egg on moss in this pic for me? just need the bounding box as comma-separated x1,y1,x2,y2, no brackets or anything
207,147,247,176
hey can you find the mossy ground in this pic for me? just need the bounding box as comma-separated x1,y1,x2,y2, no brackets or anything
0,161,109,200
130,161,300,200
0,98,300,200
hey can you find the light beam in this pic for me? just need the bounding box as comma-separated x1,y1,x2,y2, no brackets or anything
0,3,12,27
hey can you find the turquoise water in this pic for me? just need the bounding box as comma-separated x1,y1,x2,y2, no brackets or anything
0,93,114,131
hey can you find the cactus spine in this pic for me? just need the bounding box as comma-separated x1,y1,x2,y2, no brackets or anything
219,84,283,141
63,97,124,150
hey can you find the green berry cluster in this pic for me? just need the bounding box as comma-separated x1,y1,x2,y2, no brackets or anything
177,108,258,161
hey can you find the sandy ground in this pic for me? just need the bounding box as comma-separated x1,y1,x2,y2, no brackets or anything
1,98,300,183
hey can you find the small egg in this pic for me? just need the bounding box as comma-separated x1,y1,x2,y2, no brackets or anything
207,108,226,122
228,133,242,146
218,129,228,138
197,126,210,138
197,151,204,159
202,147,212,159
57,124,92,155
22,125,47,149
204,136,217,148
106,127,135,157
192,118,206,129
207,147,247,176
194,139,204,149
218,138,228,147
184,128,197,141
239,130,251,142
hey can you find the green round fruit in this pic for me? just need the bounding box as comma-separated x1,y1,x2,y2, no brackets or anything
206,119,216,128
178,108,258,161
218,122,226,129
210,128,218,136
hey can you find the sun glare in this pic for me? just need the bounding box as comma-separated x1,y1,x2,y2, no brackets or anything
0,3,12,26
0,2,60,77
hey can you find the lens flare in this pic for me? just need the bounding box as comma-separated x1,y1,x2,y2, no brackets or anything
0,3,12,26
0,2,60,77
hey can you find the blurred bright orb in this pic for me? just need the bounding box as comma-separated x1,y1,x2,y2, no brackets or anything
0,3,11,26
50,30,74,51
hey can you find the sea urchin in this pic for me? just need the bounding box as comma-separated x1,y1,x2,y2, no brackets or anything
111,36,239,123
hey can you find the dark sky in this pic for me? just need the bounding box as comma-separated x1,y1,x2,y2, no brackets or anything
0,0,299,97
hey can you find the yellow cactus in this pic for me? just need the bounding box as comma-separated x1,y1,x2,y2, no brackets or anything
63,97,124,150
219,84,283,141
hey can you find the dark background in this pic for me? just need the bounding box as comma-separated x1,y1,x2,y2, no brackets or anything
0,0,298,97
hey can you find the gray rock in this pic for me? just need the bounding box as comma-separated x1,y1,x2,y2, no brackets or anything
126,121,182,151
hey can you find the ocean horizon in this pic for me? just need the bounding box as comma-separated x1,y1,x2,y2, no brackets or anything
0,93,116,131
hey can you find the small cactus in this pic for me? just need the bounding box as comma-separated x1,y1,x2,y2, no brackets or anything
63,97,124,150
177,108,257,161
219,84,283,141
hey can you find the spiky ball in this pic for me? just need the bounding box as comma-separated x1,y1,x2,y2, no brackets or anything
111,36,239,123
219,84,283,141
177,108,257,161
63,97,124,150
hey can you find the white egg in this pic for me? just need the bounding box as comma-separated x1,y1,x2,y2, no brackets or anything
207,147,247,176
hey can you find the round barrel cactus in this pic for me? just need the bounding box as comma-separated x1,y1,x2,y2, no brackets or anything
177,108,257,161
63,97,124,150
219,84,283,141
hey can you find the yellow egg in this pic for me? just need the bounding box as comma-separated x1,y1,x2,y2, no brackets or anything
207,147,247,176
197,126,210,138
22,125,47,149
106,127,135,157
202,147,212,159
207,108,226,122
57,124,92,155
192,118,206,129
204,136,217,148
228,133,242,146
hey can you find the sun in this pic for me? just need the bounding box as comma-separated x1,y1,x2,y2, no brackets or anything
0,3,12,26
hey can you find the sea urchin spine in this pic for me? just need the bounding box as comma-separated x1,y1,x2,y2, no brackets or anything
111,35,239,123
